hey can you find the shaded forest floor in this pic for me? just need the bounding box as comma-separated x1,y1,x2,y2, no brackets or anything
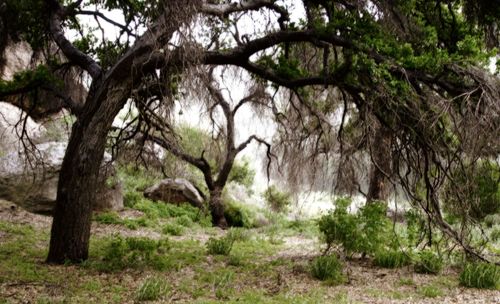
0,199,498,304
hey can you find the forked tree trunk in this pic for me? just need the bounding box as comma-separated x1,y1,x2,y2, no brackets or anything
209,187,228,228
366,124,393,203
47,81,130,263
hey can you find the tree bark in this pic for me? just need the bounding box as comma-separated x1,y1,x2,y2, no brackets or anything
366,123,393,203
46,79,131,263
209,187,228,228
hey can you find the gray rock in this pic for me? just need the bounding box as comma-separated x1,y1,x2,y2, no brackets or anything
0,102,46,155
0,141,123,214
144,178,205,209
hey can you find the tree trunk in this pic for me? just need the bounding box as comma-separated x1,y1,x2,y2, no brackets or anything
47,80,130,263
209,187,228,228
366,124,393,203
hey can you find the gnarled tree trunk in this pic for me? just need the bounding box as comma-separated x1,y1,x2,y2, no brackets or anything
47,80,131,263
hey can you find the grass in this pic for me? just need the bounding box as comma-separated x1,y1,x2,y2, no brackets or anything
414,250,443,274
417,285,444,298
459,262,500,289
136,276,170,301
206,236,234,255
373,249,412,268
310,255,345,284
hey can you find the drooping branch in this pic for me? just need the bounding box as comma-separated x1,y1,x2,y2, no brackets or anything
46,0,102,78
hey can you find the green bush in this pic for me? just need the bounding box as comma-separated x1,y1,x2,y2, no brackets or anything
228,159,255,190
92,235,170,272
318,198,391,256
136,276,169,301
206,236,234,256
310,255,345,284
224,200,255,228
162,223,184,236
414,250,443,274
459,262,499,289
374,250,412,268
263,185,292,213
490,226,500,242
443,161,500,221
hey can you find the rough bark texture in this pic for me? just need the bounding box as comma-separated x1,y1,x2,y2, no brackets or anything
209,188,228,228
46,79,131,263
366,124,393,203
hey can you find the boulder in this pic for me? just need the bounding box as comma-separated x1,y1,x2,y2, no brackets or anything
144,178,205,209
0,141,123,214
0,102,46,155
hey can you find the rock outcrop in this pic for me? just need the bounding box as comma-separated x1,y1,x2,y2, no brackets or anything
144,178,205,209
0,141,123,214
0,102,123,214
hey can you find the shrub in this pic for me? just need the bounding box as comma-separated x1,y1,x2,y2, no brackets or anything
414,250,443,274
223,200,255,228
162,223,184,236
459,262,499,289
263,185,292,213
310,255,345,284
490,226,500,242
228,159,255,190
136,276,169,301
318,198,391,256
443,160,500,221
374,250,412,268
93,235,170,272
206,236,234,255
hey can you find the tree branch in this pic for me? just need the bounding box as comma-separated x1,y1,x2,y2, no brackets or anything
46,0,102,78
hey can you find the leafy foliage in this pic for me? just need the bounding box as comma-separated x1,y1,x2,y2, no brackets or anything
414,250,443,274
228,159,255,190
444,160,500,221
223,199,256,228
263,185,292,213
318,198,391,256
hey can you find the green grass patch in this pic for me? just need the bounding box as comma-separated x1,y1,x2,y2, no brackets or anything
136,276,170,301
206,236,234,256
310,255,345,285
162,223,184,236
417,285,444,298
373,250,412,268
459,262,499,289
414,250,443,274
